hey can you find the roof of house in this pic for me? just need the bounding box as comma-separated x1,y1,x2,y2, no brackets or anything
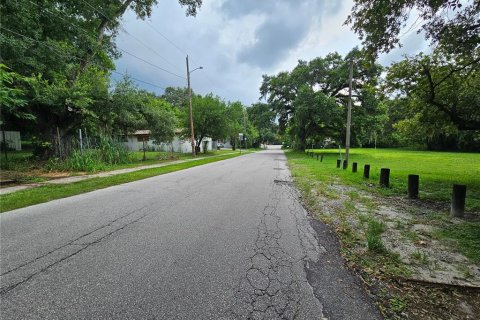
133,130,151,135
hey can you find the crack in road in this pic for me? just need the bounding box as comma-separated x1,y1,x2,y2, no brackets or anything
228,159,324,320
0,205,149,295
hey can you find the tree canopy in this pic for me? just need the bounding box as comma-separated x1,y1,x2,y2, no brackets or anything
346,0,479,58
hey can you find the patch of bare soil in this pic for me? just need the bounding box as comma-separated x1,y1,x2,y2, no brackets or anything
0,169,79,188
299,178,480,319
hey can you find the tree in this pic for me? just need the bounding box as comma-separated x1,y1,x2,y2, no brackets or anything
225,101,245,150
183,94,228,151
246,103,277,147
0,0,202,155
162,87,189,110
292,86,342,150
346,0,479,57
108,76,176,143
260,49,382,150
385,49,480,131
0,65,35,126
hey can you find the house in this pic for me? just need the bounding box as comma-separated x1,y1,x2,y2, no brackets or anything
122,130,215,153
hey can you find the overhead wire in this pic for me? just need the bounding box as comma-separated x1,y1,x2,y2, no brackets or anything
145,22,189,56
25,0,236,98
0,26,166,90
29,0,182,74
77,0,232,98
75,0,185,79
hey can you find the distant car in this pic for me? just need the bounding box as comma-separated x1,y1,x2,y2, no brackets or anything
217,143,224,149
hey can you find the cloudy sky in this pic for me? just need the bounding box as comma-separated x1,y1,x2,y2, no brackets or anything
114,0,429,105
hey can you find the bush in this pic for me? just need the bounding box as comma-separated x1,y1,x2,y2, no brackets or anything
48,136,131,172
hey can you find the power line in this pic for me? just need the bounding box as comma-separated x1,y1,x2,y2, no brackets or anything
28,0,185,80
119,48,185,79
119,29,185,72
111,71,165,89
76,0,227,97
146,21,189,56
0,27,167,90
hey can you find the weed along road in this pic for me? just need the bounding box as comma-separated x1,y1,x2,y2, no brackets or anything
0,148,380,319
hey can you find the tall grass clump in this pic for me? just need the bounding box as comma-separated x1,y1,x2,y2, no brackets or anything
366,218,386,252
49,136,132,172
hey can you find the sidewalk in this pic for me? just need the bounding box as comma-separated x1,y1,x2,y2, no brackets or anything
0,152,240,195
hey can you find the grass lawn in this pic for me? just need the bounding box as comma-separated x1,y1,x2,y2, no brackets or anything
287,148,480,318
0,152,245,212
300,148,480,211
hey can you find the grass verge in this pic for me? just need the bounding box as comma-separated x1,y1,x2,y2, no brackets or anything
286,149,480,319
437,222,480,263
0,152,243,212
304,148,480,211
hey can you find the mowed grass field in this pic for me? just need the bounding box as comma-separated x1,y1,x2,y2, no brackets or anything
291,148,480,211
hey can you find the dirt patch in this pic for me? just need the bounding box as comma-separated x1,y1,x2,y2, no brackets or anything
293,175,480,319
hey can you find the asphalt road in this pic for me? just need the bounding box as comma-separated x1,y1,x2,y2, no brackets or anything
0,147,381,319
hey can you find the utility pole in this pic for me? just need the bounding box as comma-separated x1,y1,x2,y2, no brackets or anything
243,107,247,150
345,60,353,167
186,55,195,157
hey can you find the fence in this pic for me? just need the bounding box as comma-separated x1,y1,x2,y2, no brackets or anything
1,131,21,151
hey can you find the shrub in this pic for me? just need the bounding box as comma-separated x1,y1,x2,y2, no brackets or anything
48,136,131,172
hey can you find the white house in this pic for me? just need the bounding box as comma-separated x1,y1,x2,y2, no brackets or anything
122,130,215,153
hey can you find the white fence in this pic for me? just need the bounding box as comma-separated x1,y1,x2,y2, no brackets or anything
1,131,21,151
122,135,214,153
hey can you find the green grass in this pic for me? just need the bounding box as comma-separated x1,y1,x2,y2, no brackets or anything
288,147,480,266
437,222,480,263
366,218,386,252
0,150,238,173
0,152,244,212
298,148,480,211
0,150,35,170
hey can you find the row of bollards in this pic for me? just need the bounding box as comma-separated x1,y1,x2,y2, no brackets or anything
306,151,468,218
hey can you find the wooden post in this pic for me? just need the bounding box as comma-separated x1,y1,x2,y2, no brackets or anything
336,159,341,168
352,162,357,173
142,140,146,161
343,160,348,170
79,129,83,154
2,129,7,161
316,154,319,160
408,175,419,199
380,168,390,187
320,155,323,162
363,164,370,179
450,184,466,217
56,126,62,159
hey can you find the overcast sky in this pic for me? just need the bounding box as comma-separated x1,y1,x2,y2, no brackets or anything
114,0,428,105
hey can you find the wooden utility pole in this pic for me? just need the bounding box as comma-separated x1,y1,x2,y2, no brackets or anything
186,55,196,157
345,60,353,167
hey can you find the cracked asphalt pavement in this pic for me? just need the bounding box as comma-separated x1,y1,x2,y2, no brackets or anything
0,147,381,319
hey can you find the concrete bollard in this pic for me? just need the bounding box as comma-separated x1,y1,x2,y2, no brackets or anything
408,174,419,199
343,160,348,170
363,164,370,179
320,155,323,162
379,168,390,187
336,159,341,168
352,162,357,173
450,184,467,217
